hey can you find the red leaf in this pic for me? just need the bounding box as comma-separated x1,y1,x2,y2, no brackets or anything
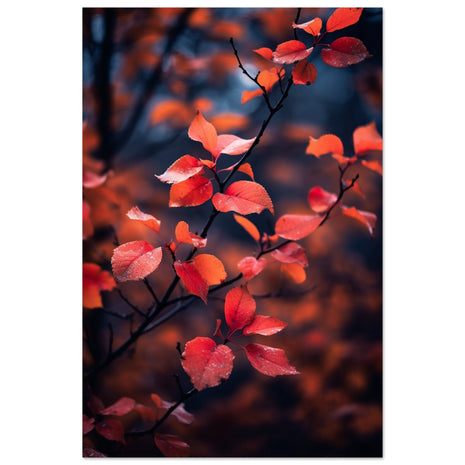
321,37,370,68
270,242,308,267
175,221,207,248
160,401,194,425
181,337,234,390
224,285,256,333
245,343,299,376
155,433,190,458
126,206,161,232
307,186,338,213
83,446,107,458
326,8,363,33
233,214,260,242
306,134,344,158
281,262,306,283
213,134,256,157
243,315,287,336
361,159,383,175
275,214,324,240
272,40,313,64
100,397,135,416
169,175,213,207
174,254,226,303
212,180,274,215
237,256,267,281
83,263,116,309
111,241,163,282
188,111,217,155
353,121,383,155
155,155,204,184
174,260,209,303
341,206,377,236
293,17,322,36
292,60,317,85
253,47,273,60
192,254,227,286
83,415,95,435
95,418,125,443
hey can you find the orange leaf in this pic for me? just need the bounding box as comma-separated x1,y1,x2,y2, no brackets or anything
181,337,234,390
280,262,306,283
213,134,256,157
361,159,383,175
212,180,274,215
353,121,383,155
321,37,370,68
253,47,273,60
175,254,226,302
155,155,204,184
332,154,357,165
293,17,322,36
307,186,338,213
155,433,190,458
233,214,260,242
326,8,363,33
241,89,263,105
149,99,191,127
192,254,227,286
83,263,116,309
174,260,209,303
243,315,287,336
245,343,299,376
306,134,344,157
341,206,377,236
275,214,324,240
292,60,317,85
272,40,313,64
175,221,207,248
224,285,256,333
169,175,213,207
271,242,308,267
111,241,163,282
126,206,161,232
237,163,254,180
237,256,267,281
188,111,218,155
257,67,285,91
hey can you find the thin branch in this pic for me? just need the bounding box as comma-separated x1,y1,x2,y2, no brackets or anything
229,38,273,112
144,278,160,305
116,288,147,318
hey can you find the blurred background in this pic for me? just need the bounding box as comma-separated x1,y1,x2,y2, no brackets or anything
83,7,382,457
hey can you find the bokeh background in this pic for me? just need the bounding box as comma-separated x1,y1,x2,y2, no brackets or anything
83,7,382,457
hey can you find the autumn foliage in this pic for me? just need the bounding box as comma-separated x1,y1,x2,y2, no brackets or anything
83,7,382,458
